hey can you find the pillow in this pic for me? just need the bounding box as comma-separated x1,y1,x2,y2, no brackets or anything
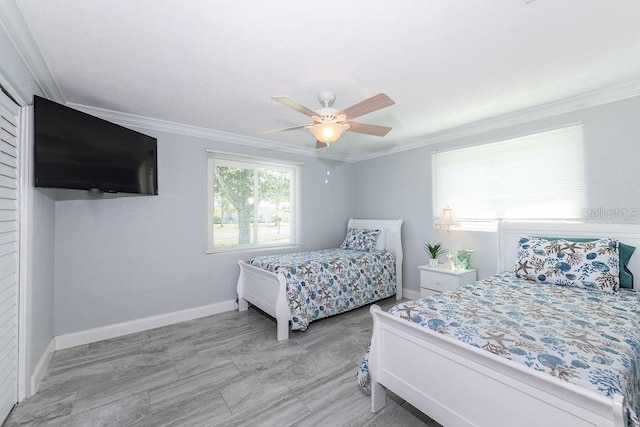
340,228,381,252
620,243,636,288
515,236,620,293
539,236,635,288
374,228,386,251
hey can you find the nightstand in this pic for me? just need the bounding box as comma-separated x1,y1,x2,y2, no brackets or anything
418,265,477,297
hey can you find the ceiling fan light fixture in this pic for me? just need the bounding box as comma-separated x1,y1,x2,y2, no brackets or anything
309,122,349,144
262,92,394,147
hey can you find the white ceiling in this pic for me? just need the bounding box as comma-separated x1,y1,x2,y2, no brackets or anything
8,0,640,161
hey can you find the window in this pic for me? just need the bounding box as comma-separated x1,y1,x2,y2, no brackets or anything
432,124,585,227
207,151,301,253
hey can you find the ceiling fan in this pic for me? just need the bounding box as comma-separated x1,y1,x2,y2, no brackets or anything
259,91,395,149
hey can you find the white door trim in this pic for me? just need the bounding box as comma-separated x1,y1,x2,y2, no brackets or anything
17,102,29,400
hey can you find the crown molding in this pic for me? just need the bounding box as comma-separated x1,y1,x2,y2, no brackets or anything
66,103,347,162
0,0,64,102
349,79,640,163
70,78,640,165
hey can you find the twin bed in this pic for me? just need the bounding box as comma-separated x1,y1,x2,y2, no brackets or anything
236,218,403,341
366,221,640,427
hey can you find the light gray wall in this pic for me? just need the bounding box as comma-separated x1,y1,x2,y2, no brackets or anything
55,94,640,333
53,132,354,335
0,24,54,396
353,95,640,295
27,188,55,381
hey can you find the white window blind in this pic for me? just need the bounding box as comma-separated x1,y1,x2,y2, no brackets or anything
432,124,585,222
206,151,301,253
0,90,19,423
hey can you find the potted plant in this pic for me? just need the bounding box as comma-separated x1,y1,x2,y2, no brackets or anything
424,242,446,267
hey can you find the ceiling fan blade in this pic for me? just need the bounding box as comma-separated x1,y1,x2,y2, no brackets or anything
316,140,328,149
346,121,392,137
272,96,318,117
258,124,308,136
336,93,395,120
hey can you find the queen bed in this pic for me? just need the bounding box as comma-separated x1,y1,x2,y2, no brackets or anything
365,221,640,427
237,218,403,341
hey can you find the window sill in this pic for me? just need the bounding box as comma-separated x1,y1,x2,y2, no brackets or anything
434,221,499,232
435,219,586,233
206,243,304,255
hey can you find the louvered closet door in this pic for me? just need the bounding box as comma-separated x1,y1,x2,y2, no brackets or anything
0,91,19,422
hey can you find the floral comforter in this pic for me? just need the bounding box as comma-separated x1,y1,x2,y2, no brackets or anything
358,272,640,425
249,248,396,331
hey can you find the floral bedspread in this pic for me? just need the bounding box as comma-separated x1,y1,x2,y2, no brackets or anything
249,248,396,331
358,272,640,425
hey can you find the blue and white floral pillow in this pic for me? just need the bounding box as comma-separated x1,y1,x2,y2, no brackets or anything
515,236,620,293
340,228,381,252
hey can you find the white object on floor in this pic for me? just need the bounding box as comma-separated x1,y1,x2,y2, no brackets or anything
418,265,476,298
369,220,640,427
237,218,403,341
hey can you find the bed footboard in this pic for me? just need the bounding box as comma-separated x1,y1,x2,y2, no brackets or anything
369,305,626,427
237,260,290,341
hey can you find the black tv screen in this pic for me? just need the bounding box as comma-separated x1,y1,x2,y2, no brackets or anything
34,96,158,195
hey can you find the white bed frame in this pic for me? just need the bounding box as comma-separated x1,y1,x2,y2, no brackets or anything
369,221,640,427
237,218,403,341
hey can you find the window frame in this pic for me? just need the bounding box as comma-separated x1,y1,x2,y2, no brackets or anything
206,150,302,254
431,123,586,230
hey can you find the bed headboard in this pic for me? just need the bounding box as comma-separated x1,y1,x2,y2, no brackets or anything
347,218,404,298
499,221,640,276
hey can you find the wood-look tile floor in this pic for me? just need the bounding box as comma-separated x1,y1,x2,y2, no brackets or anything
6,298,441,426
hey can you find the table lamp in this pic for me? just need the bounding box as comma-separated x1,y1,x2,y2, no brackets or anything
437,206,459,269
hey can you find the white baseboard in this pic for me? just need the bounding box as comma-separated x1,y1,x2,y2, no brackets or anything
402,288,421,301
30,337,55,396
55,299,236,351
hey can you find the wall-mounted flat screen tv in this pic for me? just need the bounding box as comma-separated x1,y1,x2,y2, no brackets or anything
34,96,158,195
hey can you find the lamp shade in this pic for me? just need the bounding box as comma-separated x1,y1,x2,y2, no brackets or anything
437,206,459,227
309,123,348,144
